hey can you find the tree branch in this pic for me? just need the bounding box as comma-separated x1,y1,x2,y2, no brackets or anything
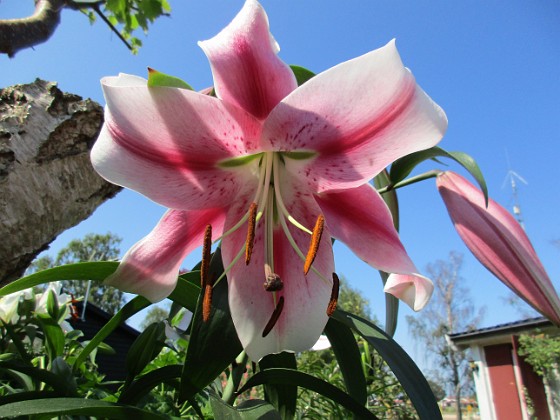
0,0,66,57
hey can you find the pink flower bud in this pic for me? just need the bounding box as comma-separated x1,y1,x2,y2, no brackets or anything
437,171,560,325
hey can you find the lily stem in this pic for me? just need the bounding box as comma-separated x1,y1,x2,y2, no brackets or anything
222,351,248,405
377,169,442,194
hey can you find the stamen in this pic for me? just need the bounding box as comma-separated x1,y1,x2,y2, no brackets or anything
245,202,257,265
327,273,340,317
262,296,284,337
304,215,325,275
201,224,212,288
264,273,284,292
202,283,213,322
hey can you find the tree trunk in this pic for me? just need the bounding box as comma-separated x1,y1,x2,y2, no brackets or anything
0,79,121,285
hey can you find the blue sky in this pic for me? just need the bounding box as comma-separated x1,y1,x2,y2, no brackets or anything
2,0,559,364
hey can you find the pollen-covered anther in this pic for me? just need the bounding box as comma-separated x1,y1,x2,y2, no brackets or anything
303,214,325,275
262,296,285,337
245,202,257,265
200,224,213,323
202,283,213,322
263,273,283,292
327,273,340,317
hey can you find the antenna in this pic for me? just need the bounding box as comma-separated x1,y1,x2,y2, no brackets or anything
502,150,528,230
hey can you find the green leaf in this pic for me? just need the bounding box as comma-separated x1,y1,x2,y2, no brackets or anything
0,398,178,419
73,295,151,371
179,250,242,400
147,67,193,90
0,360,74,396
0,261,119,297
0,390,58,406
167,271,202,312
36,314,65,361
331,311,442,419
259,352,297,419
290,65,315,86
46,289,59,320
324,318,367,406
210,394,281,419
119,365,183,404
389,146,488,205
238,368,377,419
378,270,399,337
125,321,166,380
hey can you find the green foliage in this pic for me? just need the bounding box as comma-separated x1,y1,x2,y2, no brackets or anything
518,333,560,377
140,305,169,330
1,259,439,419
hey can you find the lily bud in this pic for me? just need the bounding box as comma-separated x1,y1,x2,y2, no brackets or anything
437,171,560,325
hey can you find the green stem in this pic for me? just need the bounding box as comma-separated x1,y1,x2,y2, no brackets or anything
377,169,442,194
222,351,248,405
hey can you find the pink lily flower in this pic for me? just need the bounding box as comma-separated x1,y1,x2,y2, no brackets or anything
91,0,447,360
437,171,560,325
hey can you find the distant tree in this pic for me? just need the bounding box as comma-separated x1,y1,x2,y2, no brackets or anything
140,306,169,330
406,252,484,420
337,275,372,320
28,233,124,315
0,0,171,57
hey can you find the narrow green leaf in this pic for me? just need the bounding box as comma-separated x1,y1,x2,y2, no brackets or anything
0,398,178,419
373,169,400,336
1,321,32,364
73,295,151,371
210,394,281,419
331,311,442,419
259,352,297,419
0,360,74,396
125,321,166,379
167,271,202,312
0,390,58,406
179,249,242,400
290,65,315,86
147,67,193,90
324,318,367,406
0,262,119,297
238,368,377,419
389,146,488,205
119,365,183,404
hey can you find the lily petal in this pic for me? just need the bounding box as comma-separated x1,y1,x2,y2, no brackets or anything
263,40,447,193
92,75,263,209
222,175,333,361
437,171,560,325
105,207,227,302
315,183,433,310
199,0,297,119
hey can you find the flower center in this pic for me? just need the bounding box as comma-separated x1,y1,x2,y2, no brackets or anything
205,152,334,335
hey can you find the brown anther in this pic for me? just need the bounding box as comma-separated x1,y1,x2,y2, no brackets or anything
245,202,258,265
304,215,325,275
263,273,284,292
202,283,213,322
262,296,285,337
326,273,340,317
201,224,212,288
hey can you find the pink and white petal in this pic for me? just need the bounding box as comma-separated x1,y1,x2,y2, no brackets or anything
315,183,433,310
222,176,334,361
199,0,297,119
263,40,447,192
105,207,227,302
383,273,434,311
101,76,262,164
92,125,260,210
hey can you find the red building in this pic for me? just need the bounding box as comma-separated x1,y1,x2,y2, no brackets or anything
449,317,560,420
